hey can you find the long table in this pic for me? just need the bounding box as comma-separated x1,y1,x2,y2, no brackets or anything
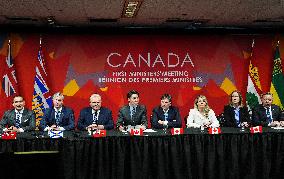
0,128,283,179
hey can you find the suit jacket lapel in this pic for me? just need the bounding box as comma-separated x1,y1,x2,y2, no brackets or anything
232,107,238,125
260,106,266,116
21,109,28,123
88,107,94,122
59,107,65,122
158,107,166,121
10,110,16,124
127,106,131,120
50,108,56,123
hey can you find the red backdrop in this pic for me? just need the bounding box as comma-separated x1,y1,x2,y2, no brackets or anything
0,33,283,127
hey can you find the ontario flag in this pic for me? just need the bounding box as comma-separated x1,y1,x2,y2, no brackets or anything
32,38,52,127
171,128,184,135
130,128,144,136
250,126,263,133
208,127,221,134
93,130,107,138
1,39,19,112
1,131,17,140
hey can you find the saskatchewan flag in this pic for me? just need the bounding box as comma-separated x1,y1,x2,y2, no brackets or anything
270,43,284,109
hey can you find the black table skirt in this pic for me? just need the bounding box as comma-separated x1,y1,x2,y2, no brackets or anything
0,128,283,179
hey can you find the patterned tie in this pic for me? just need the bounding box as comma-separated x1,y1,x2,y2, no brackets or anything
131,107,136,119
266,107,272,123
93,111,98,124
234,109,240,127
55,111,61,126
15,112,21,128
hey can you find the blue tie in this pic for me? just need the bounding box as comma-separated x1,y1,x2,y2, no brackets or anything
55,111,61,126
15,112,21,128
164,113,168,122
266,107,272,123
234,109,240,127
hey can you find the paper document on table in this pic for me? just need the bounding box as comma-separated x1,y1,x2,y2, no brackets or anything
143,129,157,133
271,127,284,130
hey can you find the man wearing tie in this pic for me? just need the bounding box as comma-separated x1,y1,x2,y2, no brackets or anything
77,94,114,130
40,92,75,131
0,96,35,133
151,93,182,129
252,92,283,127
116,90,147,131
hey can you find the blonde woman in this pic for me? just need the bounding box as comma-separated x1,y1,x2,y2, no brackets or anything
186,95,220,128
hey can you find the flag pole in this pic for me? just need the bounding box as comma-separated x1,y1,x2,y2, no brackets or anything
40,34,42,46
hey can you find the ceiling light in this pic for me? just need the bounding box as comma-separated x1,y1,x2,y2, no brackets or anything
47,16,56,25
122,0,143,18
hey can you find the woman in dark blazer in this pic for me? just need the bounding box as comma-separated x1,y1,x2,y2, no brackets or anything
223,90,251,127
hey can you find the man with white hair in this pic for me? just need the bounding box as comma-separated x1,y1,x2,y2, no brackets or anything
40,92,75,131
77,93,114,130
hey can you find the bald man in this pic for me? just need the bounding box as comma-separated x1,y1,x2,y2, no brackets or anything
77,94,114,130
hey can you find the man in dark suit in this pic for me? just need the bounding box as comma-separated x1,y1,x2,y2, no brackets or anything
39,92,75,131
116,90,147,131
0,96,35,133
151,93,182,129
77,94,114,130
252,92,283,127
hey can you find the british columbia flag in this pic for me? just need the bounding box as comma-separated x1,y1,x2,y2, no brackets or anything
32,39,52,126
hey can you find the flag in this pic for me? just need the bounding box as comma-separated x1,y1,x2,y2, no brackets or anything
208,127,221,134
1,39,19,113
270,42,284,110
1,131,17,140
246,40,262,112
32,39,52,127
93,130,107,138
171,128,184,135
250,126,263,133
130,128,143,136
48,130,63,138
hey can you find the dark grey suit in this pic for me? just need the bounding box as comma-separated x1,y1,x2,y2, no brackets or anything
0,108,36,132
116,105,147,128
252,104,282,126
